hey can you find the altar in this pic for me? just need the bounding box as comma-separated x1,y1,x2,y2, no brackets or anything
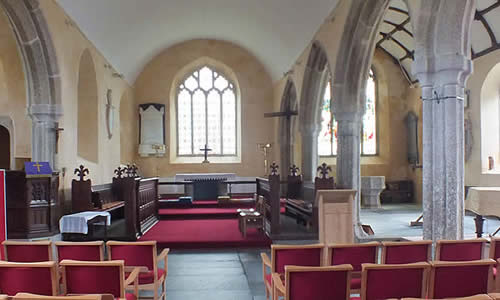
465,187,500,236
175,173,236,200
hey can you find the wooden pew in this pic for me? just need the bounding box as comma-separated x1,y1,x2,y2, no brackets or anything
285,163,335,231
256,163,281,237
69,165,159,240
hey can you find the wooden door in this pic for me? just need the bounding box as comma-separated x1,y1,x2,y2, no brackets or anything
0,126,10,170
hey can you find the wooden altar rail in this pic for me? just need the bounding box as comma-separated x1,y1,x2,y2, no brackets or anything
158,180,257,198
256,176,280,237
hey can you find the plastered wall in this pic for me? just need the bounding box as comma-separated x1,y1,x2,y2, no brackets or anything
133,39,275,177
0,9,30,164
465,50,500,187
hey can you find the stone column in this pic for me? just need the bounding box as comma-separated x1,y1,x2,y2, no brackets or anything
420,81,466,241
300,124,321,183
28,104,63,170
335,111,367,238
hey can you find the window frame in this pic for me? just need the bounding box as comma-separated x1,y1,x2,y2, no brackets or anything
318,67,379,157
175,65,239,158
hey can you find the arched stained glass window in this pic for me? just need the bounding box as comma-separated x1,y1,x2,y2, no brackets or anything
318,68,377,156
177,66,237,156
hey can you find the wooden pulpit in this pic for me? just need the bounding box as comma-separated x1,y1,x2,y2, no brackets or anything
316,189,356,245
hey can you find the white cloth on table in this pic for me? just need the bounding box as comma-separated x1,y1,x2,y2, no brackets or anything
59,211,111,234
465,187,500,217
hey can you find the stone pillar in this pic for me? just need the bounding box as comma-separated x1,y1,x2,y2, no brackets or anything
420,82,466,241
28,104,63,170
300,124,321,183
335,111,366,238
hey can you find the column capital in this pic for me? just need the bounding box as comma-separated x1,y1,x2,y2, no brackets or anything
28,104,63,122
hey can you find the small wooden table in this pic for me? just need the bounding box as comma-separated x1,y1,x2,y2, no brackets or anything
238,210,263,238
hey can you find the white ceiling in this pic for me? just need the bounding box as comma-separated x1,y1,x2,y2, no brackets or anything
378,0,500,85
56,0,340,84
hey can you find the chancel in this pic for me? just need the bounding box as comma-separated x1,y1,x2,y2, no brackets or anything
2,0,500,299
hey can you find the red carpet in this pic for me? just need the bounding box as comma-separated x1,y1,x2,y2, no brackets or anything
140,219,271,249
159,208,241,219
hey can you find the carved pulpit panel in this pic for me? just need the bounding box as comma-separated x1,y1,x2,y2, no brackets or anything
139,103,166,157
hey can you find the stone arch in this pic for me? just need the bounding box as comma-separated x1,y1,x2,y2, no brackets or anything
278,79,298,177
77,49,98,163
299,41,330,182
0,0,62,168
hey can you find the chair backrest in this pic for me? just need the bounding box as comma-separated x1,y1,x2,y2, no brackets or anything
490,238,500,261
14,293,113,300
328,242,380,272
106,241,156,270
55,241,104,262
435,239,486,261
285,265,352,300
429,259,496,299
381,240,432,264
2,240,53,262
361,262,431,300
271,244,324,274
60,260,125,298
0,261,58,296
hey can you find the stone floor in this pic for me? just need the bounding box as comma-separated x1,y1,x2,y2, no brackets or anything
154,204,500,300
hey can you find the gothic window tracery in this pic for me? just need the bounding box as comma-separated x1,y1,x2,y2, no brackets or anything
177,66,237,156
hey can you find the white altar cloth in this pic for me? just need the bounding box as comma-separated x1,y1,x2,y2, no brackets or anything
465,187,500,217
59,211,111,234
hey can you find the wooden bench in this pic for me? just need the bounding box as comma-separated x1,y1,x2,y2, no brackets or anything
256,166,280,237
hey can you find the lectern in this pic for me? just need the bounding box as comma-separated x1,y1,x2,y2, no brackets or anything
316,189,356,245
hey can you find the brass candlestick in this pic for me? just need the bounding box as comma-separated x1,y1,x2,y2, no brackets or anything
258,143,272,176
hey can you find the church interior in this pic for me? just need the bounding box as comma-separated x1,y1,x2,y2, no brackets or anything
1,0,500,299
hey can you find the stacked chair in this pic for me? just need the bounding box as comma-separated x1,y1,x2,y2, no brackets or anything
261,238,500,300
0,239,169,300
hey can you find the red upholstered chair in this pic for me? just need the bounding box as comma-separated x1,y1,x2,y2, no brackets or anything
260,244,324,300
435,238,487,261
489,238,500,291
59,259,139,300
381,240,432,264
272,265,353,300
327,242,380,293
2,240,53,262
106,241,169,300
360,262,431,300
0,261,58,296
429,259,496,299
55,241,105,262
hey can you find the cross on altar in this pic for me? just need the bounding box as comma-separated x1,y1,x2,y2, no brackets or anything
200,144,212,163
33,162,43,172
